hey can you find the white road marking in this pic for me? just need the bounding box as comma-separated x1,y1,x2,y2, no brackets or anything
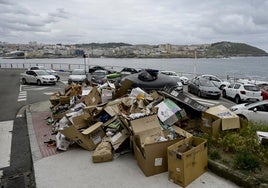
23,86,49,91
17,90,27,102
44,92,55,95
0,121,13,168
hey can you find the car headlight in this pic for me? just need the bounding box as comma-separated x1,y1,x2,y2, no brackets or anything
230,107,238,112
42,77,49,80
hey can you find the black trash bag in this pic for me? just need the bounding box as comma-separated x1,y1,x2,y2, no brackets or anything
138,69,159,81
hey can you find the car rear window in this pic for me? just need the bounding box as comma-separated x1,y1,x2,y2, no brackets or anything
244,85,260,91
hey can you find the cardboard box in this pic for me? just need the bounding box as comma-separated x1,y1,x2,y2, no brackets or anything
131,114,192,176
60,122,105,151
201,105,240,138
71,113,90,129
133,135,181,177
156,99,186,126
59,96,70,104
49,94,60,106
168,136,208,187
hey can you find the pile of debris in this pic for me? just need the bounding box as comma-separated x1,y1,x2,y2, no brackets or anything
48,80,241,187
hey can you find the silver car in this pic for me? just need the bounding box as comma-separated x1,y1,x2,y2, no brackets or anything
188,76,221,99
68,69,87,84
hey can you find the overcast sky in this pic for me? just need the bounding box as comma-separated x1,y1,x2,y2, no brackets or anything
1,0,268,51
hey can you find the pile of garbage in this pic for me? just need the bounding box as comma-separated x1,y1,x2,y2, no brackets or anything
48,80,242,187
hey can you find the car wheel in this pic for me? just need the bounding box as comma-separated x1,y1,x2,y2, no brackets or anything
234,95,241,104
198,90,201,97
238,115,248,125
222,90,226,98
22,78,27,85
37,79,41,86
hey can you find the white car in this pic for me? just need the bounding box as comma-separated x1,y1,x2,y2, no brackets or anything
201,74,230,89
160,70,189,85
30,66,60,81
21,70,57,85
222,83,262,104
230,100,268,124
179,76,189,85
68,69,87,84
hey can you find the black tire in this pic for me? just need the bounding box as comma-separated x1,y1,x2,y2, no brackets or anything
22,78,27,85
234,95,240,104
222,90,226,98
37,79,41,86
238,115,248,125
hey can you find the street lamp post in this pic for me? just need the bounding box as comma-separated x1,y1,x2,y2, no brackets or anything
83,54,87,75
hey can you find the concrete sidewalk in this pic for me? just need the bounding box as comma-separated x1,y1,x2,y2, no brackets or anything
26,101,239,188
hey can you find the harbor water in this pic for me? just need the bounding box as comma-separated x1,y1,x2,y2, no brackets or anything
1,56,268,81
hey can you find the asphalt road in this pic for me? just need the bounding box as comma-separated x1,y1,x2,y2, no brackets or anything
0,69,235,188
0,69,66,188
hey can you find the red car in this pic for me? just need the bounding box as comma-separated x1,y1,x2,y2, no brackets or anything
261,86,268,100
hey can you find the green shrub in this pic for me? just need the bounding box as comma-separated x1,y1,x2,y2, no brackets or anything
234,151,261,172
209,150,221,160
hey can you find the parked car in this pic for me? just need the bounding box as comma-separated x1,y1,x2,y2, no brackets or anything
121,69,183,92
91,70,108,84
179,76,189,85
120,67,140,77
30,66,60,81
68,69,87,84
188,76,221,99
88,66,116,74
201,74,230,89
21,70,57,85
222,83,262,104
160,70,189,85
230,100,268,124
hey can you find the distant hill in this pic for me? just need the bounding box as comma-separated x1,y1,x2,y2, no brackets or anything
206,41,268,57
74,42,132,48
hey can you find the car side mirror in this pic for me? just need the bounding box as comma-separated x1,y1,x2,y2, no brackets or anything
253,108,257,112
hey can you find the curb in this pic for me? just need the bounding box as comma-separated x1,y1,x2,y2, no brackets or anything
26,105,43,162
208,159,267,188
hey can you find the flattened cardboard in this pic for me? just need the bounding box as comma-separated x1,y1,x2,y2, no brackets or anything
130,114,161,135
84,87,101,106
113,79,133,99
168,136,208,187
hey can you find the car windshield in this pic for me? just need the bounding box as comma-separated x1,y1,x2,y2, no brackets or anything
36,70,49,76
72,70,85,75
199,79,215,87
93,72,106,76
244,85,260,91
